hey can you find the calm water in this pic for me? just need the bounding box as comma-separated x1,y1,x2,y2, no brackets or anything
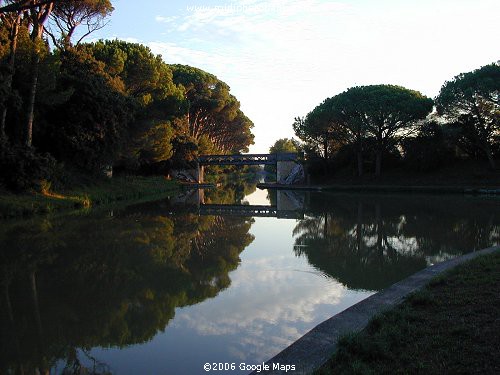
1,186,499,374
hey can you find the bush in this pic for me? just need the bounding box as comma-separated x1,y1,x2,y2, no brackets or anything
331,143,358,172
330,140,402,175
401,122,456,172
0,141,58,191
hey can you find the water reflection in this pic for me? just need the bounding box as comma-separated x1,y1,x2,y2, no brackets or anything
0,203,254,373
294,193,500,290
0,187,499,374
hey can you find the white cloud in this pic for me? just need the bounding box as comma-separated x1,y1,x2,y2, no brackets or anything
155,15,179,24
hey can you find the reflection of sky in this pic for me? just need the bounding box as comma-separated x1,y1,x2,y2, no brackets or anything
243,187,271,206
88,215,372,375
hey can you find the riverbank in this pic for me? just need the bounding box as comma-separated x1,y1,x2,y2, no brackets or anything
258,183,500,195
321,160,499,187
316,249,500,374
0,176,178,218
259,161,500,193
321,185,500,194
253,246,499,374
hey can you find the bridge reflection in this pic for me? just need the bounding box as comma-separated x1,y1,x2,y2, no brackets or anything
200,204,278,217
170,189,305,219
199,204,304,219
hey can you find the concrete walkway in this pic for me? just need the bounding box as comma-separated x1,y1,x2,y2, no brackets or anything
252,245,500,375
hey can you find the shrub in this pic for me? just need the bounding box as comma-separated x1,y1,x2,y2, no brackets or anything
401,122,456,172
0,140,58,191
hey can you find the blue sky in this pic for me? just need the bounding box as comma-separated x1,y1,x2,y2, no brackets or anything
90,0,500,153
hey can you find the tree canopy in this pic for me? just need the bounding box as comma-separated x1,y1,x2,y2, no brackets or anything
0,0,58,14
269,138,299,154
435,63,500,169
0,25,255,188
171,64,254,154
40,47,134,170
294,85,433,176
293,99,348,160
265,138,299,174
47,0,114,48
334,85,433,175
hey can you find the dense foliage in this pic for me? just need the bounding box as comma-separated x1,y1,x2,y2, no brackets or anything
294,63,499,178
171,64,254,154
269,138,299,154
435,63,500,169
294,85,434,176
264,137,299,174
0,3,254,191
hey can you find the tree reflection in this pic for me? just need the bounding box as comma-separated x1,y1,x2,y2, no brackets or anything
0,203,254,374
293,194,500,291
203,180,257,205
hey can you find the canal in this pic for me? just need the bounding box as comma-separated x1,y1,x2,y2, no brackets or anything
1,184,499,374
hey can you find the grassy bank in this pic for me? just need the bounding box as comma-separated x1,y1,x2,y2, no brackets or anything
0,176,178,218
316,251,500,374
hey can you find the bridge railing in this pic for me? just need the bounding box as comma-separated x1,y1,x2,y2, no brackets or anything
198,153,302,166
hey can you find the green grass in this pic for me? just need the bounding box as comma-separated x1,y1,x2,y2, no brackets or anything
0,176,178,218
316,251,500,375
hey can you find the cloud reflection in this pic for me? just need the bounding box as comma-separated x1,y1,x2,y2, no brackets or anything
172,255,360,361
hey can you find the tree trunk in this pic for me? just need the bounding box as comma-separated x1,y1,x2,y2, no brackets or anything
470,102,496,170
484,144,496,170
375,149,382,176
4,279,25,375
376,203,383,257
356,201,363,253
25,3,53,147
357,150,363,176
30,271,43,337
25,52,40,146
0,13,20,140
324,212,328,239
322,138,329,176
31,270,49,374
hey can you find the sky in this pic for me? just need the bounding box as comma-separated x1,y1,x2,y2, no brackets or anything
90,0,500,153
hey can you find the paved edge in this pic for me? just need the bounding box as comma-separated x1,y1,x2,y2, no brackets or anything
252,245,500,375
256,183,500,195
322,186,500,195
